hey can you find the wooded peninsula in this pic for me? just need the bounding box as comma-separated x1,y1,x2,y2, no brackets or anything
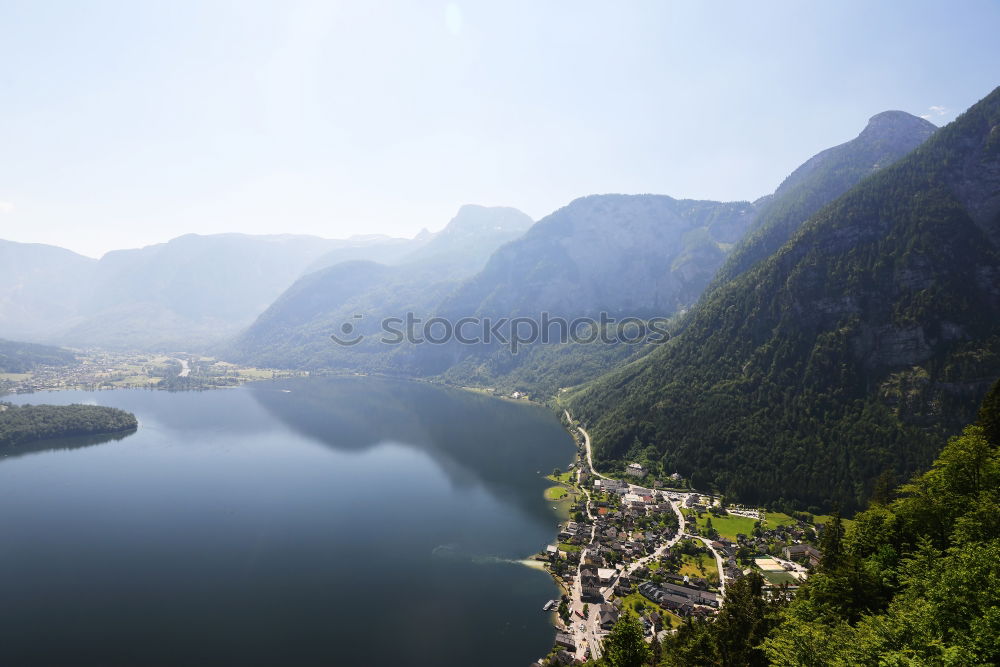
0,403,138,449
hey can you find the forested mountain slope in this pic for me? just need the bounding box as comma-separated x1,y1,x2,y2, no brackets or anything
228,206,534,370
231,110,942,397
231,196,758,379
569,87,1000,511
653,380,1000,666
433,114,937,395
0,338,76,373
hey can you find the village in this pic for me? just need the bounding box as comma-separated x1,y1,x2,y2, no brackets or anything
534,415,829,665
0,350,304,394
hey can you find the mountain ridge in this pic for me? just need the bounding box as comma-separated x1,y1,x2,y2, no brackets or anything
567,87,1000,511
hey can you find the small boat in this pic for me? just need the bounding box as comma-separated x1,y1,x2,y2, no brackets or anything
542,599,557,611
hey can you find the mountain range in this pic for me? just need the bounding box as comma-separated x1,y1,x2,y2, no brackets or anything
236,110,937,377
5,86,1000,515
0,212,529,350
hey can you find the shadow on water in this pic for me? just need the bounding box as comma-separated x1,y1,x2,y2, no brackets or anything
0,428,137,463
248,375,574,521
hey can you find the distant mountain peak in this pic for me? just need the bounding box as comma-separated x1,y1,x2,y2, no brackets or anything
861,109,937,138
438,205,533,236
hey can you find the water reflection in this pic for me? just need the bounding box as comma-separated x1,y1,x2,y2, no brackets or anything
0,380,574,667
0,428,136,462
249,376,573,521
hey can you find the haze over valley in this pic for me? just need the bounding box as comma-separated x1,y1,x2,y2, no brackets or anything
2,3,999,666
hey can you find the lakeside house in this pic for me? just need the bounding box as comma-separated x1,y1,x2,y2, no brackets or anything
554,632,576,652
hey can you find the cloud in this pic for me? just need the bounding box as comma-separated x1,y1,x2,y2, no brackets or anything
920,105,948,120
0,201,14,213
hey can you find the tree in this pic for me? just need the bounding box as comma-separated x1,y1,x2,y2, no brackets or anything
705,516,719,539
869,469,896,506
651,634,663,664
712,571,781,667
665,384,1000,665
661,618,717,666
602,612,651,667
978,377,1000,446
818,511,844,573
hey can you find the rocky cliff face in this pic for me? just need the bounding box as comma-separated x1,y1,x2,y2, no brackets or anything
711,110,937,288
440,194,757,321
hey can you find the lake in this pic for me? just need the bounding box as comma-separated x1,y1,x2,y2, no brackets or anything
0,377,574,666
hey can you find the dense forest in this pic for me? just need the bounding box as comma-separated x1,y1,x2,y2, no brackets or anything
0,338,76,373
569,86,1000,512
585,378,1000,666
0,403,138,449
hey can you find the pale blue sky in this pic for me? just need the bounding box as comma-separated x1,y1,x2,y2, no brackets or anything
1,0,998,257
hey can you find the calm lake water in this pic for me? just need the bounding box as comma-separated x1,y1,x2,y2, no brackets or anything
0,377,574,666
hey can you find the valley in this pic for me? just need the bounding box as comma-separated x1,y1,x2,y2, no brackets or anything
1,6,998,662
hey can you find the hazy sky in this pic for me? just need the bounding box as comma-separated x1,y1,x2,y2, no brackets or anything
1,0,998,258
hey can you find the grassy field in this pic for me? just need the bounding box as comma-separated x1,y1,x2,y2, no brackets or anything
679,551,716,580
616,592,683,628
545,486,570,501
763,512,798,528
110,375,161,387
760,570,800,586
546,470,575,484
694,509,848,540
545,477,581,520
234,368,279,379
0,372,33,381
559,542,582,553
695,512,758,541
